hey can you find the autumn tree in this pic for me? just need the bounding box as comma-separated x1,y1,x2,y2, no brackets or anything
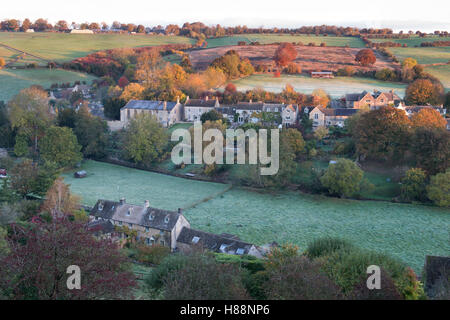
0,58,5,68
411,127,449,175
355,49,376,66
410,108,446,129
406,79,443,105
42,178,80,217
8,87,53,154
224,83,237,94
117,76,129,88
320,158,364,197
353,107,411,162
273,43,297,67
311,89,330,107
0,217,137,299
122,114,168,165
39,126,82,168
120,83,145,102
281,128,305,158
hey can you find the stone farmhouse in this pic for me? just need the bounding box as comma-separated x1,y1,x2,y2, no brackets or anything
88,198,262,258
345,90,401,109
120,99,183,127
309,106,358,129
184,96,220,122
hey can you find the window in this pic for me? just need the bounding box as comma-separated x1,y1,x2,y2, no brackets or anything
236,248,245,255
145,227,149,232
314,113,319,119
146,238,150,245
126,208,132,216
192,236,200,244
160,240,165,246
129,223,132,228
149,214,155,221
98,203,104,211
219,244,228,252
118,221,122,226
164,215,170,224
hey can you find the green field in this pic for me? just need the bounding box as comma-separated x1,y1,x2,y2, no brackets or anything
206,34,365,48
229,74,407,98
65,160,450,272
389,46,450,65
0,68,97,102
371,35,450,47
0,33,194,63
424,64,450,89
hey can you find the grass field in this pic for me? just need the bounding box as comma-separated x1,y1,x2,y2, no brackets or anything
371,35,450,47
424,64,450,89
0,33,194,63
388,46,450,65
0,68,97,102
229,74,406,98
206,34,365,48
65,160,450,272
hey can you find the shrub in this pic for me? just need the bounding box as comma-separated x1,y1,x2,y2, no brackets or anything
400,168,427,202
320,159,364,197
136,244,170,265
145,254,189,291
305,237,355,259
426,169,450,207
350,267,403,300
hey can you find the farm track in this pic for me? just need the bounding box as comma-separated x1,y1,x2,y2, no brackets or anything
0,42,50,66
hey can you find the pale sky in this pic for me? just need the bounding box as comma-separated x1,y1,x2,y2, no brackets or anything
3,0,449,32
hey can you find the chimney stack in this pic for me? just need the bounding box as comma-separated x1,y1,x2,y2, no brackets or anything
120,198,126,205
163,101,167,110
178,208,183,215
176,96,180,104
249,99,252,103
144,200,150,208
205,96,209,101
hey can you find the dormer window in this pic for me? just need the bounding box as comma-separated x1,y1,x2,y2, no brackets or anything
192,236,200,244
98,202,104,211
236,248,245,255
127,208,133,216
164,215,170,224
149,214,155,221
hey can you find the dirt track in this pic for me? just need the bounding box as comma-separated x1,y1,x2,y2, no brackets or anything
189,44,399,72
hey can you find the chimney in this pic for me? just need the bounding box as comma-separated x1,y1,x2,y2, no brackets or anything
205,96,209,101
144,200,150,208
249,99,252,103
120,198,126,205
163,101,167,110
186,96,189,103
176,96,180,104
178,208,183,215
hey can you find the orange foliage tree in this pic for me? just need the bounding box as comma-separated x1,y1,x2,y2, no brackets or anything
411,108,446,129
405,78,443,105
355,49,376,66
273,43,297,67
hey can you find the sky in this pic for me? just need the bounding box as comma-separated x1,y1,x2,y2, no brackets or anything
2,0,449,32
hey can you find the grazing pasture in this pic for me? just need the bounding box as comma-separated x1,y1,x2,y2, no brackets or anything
388,46,450,65
0,32,194,64
424,64,450,89
371,35,450,47
65,160,450,273
189,44,398,71
0,68,97,102
206,34,365,48
228,74,406,98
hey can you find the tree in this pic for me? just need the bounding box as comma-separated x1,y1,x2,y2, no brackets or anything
122,114,168,165
273,43,297,67
402,57,418,69
265,256,342,299
281,128,305,157
320,159,364,197
117,76,129,88
21,19,31,32
406,79,443,105
353,107,411,162
355,49,376,66
39,126,82,168
411,127,449,175
42,178,80,217
314,126,329,141
426,169,450,207
162,253,249,299
0,217,137,299
0,58,5,68
119,83,145,101
400,168,427,201
224,83,237,94
311,89,330,107
200,109,222,123
54,20,68,32
8,87,53,154
410,108,446,129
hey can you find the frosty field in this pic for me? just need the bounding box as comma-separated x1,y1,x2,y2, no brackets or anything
64,161,450,272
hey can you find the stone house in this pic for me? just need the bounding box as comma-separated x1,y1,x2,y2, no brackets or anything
309,106,358,129
120,99,183,127
395,102,447,117
345,90,401,109
184,96,220,122
89,199,190,251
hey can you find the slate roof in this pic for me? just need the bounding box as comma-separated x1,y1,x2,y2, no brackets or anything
177,227,254,255
87,219,115,235
90,199,182,232
318,107,358,117
121,100,178,111
235,102,265,111
185,98,217,107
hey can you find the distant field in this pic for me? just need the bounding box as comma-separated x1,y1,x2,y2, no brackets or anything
229,74,406,98
425,64,450,89
0,32,194,63
0,68,97,102
389,46,450,64
206,34,365,48
371,35,450,47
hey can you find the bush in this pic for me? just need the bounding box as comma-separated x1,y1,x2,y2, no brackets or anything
214,253,265,274
400,168,427,202
320,159,364,197
426,169,450,207
305,237,355,259
350,267,403,300
136,244,170,265
145,254,189,291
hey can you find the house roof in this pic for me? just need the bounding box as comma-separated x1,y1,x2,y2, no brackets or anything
404,105,443,113
185,98,217,107
87,219,115,235
177,227,254,255
345,90,401,102
121,100,178,111
317,107,358,117
235,102,265,111
90,199,182,232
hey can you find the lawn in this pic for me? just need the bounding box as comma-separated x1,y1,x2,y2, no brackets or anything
206,34,365,48
64,160,450,272
61,160,230,210
424,64,450,90
0,32,194,63
388,46,450,65
371,35,450,47
0,68,97,102
229,74,406,98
